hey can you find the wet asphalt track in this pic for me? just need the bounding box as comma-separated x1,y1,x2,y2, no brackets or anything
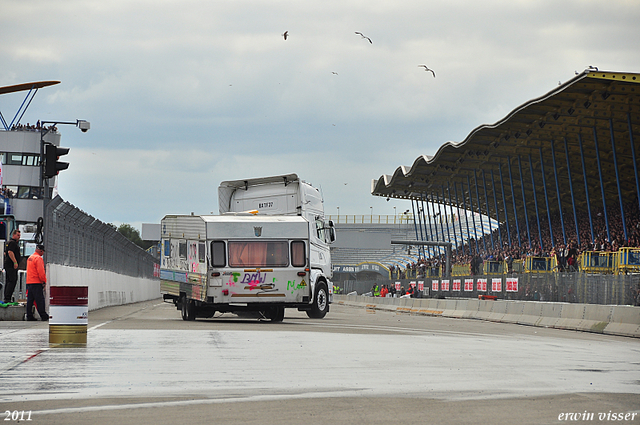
0,299,638,425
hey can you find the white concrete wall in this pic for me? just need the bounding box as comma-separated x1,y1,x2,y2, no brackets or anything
334,294,640,338
48,264,160,311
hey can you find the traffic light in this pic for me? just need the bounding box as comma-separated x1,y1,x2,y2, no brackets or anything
44,143,70,179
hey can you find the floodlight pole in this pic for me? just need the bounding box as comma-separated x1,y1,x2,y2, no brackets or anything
391,240,452,278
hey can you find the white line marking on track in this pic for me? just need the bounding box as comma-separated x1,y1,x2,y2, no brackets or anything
31,389,374,415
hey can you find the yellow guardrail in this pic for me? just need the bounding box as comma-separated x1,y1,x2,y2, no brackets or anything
510,259,524,273
445,259,527,275
524,256,553,273
447,259,522,275
452,264,471,276
579,251,615,274
426,267,441,277
382,250,640,276
615,247,640,274
482,260,504,275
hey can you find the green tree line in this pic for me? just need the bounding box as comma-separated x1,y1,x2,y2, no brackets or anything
115,223,154,250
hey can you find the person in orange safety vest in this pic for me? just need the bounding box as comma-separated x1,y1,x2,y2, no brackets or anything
26,244,49,321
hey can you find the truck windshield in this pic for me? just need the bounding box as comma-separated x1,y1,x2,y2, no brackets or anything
228,241,289,267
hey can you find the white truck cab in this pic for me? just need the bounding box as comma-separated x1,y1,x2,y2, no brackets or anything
160,174,336,321
218,173,335,291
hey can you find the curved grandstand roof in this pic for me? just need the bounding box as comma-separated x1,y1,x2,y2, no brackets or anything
0,81,61,130
371,70,640,230
0,80,60,95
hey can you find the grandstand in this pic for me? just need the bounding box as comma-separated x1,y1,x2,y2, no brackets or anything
334,69,640,305
330,212,497,281
371,69,640,260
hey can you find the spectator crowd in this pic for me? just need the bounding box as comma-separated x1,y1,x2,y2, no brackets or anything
8,121,57,132
390,199,640,278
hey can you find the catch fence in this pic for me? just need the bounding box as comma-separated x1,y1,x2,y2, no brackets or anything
45,196,158,279
338,272,640,306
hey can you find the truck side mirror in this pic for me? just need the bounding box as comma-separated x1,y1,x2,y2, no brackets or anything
327,220,336,243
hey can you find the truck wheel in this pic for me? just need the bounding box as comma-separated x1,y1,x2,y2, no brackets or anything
307,282,329,319
272,307,285,322
264,306,285,322
181,295,196,321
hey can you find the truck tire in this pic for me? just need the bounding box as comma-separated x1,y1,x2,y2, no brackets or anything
306,282,329,319
272,306,285,322
263,306,285,322
181,295,196,321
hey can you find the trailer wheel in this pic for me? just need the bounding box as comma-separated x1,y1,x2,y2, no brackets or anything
307,282,328,319
181,295,196,321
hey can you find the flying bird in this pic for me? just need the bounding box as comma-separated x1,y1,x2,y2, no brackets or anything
418,65,436,77
355,32,372,44
282,31,288,40
332,71,338,75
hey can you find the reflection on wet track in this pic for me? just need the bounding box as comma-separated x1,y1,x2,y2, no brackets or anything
1,303,639,410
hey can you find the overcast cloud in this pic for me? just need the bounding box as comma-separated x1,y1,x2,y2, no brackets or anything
1,0,639,230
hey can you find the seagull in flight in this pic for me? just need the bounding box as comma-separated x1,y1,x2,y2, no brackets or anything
418,65,436,77
282,31,288,40
355,32,372,44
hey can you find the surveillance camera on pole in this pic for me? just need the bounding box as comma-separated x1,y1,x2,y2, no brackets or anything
77,120,90,132
38,117,90,255
40,119,89,180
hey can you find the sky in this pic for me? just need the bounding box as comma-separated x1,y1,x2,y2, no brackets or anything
1,0,639,231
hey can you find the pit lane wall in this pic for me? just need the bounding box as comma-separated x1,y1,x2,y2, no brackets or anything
44,196,160,311
0,264,159,320
1,196,161,319
334,294,640,338
47,264,160,311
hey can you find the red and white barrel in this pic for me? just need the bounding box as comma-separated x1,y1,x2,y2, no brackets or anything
49,286,88,346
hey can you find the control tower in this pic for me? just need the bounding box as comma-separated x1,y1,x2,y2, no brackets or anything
0,81,89,249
